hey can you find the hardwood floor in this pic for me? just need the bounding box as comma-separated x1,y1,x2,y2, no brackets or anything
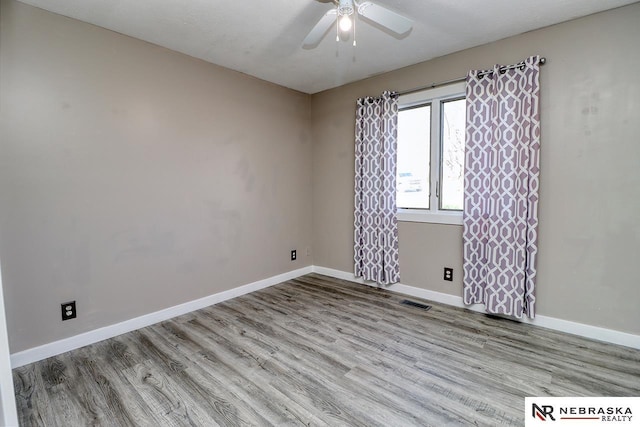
13,274,640,426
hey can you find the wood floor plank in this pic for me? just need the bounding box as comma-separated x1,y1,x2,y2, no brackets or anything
188,308,379,425
128,329,258,426
70,349,157,427
184,320,329,426
37,354,106,427
13,366,56,427
123,360,217,427
13,273,640,426
144,326,274,426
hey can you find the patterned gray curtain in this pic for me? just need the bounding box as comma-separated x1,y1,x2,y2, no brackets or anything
354,91,400,285
463,55,541,318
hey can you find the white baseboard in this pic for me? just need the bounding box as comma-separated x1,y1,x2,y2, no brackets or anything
10,266,313,368
311,266,640,350
11,263,639,368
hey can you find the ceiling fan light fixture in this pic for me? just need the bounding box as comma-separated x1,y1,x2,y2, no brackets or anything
339,15,352,32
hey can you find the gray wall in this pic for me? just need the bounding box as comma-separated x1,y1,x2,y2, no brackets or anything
0,0,313,352
311,3,640,335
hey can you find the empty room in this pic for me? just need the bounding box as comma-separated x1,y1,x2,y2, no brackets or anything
0,0,639,425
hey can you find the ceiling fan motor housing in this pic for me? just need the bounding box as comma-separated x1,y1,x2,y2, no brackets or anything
338,0,354,16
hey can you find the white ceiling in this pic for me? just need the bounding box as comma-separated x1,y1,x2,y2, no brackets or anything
16,0,639,94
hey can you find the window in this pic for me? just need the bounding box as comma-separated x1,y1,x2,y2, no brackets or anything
396,82,466,225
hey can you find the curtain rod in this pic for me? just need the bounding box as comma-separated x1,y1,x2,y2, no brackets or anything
397,57,546,96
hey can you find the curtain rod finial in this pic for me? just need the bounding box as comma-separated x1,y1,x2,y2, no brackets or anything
539,57,546,65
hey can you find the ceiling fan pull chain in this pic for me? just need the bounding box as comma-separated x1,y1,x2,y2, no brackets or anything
353,13,357,46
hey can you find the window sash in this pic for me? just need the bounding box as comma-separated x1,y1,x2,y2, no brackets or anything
439,96,466,211
397,103,431,210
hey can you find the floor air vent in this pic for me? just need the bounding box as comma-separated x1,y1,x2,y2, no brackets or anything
400,300,432,311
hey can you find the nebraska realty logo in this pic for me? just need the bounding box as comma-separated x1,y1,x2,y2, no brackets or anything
525,397,640,426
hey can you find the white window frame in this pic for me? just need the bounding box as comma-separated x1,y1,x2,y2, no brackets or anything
397,81,466,225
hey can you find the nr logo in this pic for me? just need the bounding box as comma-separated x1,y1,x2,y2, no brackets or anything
532,403,556,421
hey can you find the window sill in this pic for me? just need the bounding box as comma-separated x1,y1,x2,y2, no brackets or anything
397,209,463,226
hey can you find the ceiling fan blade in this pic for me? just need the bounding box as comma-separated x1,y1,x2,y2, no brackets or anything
303,9,338,49
357,1,412,35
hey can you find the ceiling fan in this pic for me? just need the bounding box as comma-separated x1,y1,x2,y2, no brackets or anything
303,0,412,49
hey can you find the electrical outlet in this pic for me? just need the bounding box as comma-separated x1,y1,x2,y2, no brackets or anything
291,249,297,261
61,301,76,321
444,267,453,282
